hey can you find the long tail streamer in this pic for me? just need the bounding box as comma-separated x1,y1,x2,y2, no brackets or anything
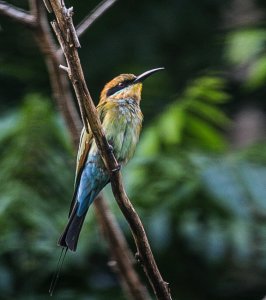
49,247,68,296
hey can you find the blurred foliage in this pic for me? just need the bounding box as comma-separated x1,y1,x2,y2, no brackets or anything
136,76,230,155
0,95,128,299
0,95,72,296
225,28,266,89
1,0,266,300
125,76,266,300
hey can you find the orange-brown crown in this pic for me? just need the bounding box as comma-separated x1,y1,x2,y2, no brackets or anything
100,74,143,103
99,68,164,104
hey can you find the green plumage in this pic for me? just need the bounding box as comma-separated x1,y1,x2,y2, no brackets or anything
58,68,163,251
97,98,143,164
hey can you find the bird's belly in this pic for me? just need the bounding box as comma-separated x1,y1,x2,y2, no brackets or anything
104,107,142,165
114,124,138,164
89,102,142,165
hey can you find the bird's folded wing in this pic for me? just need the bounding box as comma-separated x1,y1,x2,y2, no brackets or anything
68,103,108,217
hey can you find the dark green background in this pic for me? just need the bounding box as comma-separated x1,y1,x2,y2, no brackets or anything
0,0,266,299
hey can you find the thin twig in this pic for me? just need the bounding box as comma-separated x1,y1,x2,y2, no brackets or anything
0,0,36,28
42,0,52,13
51,20,90,133
94,194,151,300
76,0,118,38
1,1,161,298
49,1,172,299
59,64,69,73
65,6,81,48
31,0,82,145
28,1,151,299
55,0,118,56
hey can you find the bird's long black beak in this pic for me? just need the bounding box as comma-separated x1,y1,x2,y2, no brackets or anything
133,67,165,84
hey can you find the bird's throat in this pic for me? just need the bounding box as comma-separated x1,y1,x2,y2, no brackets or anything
131,83,142,102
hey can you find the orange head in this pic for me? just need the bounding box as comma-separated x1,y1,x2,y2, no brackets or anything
100,68,164,104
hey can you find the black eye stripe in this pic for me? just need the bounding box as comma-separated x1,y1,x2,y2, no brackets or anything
106,86,122,97
106,79,133,97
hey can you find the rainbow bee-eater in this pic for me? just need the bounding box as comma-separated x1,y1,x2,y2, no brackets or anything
58,68,164,252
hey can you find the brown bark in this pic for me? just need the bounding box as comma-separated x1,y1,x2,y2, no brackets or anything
0,1,152,299
48,1,172,299
0,0,172,298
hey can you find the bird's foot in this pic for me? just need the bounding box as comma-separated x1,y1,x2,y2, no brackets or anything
107,143,114,153
112,164,121,173
107,144,121,173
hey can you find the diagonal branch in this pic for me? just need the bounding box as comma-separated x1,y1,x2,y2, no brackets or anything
1,1,152,299
94,195,151,300
0,1,36,28
48,1,172,299
31,0,82,145
76,0,119,38
1,0,171,298
56,0,119,56
30,1,151,299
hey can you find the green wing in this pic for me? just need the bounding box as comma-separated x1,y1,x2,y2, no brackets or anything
68,102,107,216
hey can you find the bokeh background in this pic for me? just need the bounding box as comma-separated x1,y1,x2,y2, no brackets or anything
1,0,266,299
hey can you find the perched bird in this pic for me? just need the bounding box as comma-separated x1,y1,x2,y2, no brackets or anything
58,68,164,252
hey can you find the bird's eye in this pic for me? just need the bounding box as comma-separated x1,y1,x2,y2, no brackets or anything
118,82,125,87
106,81,128,97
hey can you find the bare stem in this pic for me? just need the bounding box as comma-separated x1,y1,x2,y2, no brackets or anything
76,0,119,38
0,0,36,28
48,1,172,299
1,0,168,298
31,0,82,145
94,194,151,300
28,1,151,299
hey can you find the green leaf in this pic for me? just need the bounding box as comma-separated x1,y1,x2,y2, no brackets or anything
225,29,266,65
185,115,226,150
185,77,230,103
158,105,185,145
188,100,230,126
137,126,160,156
246,55,266,89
